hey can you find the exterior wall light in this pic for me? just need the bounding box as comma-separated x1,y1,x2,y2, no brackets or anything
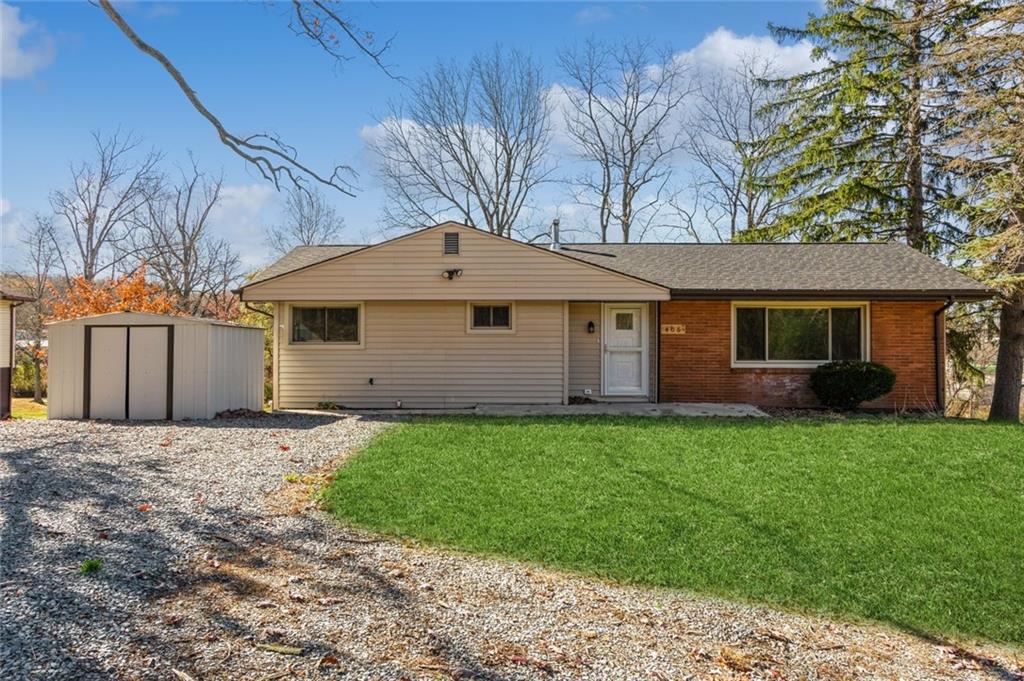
441,268,463,280
587,321,596,334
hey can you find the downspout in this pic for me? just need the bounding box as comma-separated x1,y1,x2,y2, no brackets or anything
934,297,955,414
244,302,273,319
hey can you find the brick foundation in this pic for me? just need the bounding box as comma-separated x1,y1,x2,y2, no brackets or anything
657,300,945,411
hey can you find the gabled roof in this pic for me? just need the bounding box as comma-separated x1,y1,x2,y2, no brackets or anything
240,223,992,301
558,242,992,300
245,245,363,287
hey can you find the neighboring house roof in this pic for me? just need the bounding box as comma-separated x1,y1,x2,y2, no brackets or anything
558,242,992,300
241,224,992,301
0,289,35,302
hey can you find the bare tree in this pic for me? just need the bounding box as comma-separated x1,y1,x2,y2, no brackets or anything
98,0,395,195
49,130,161,281
368,46,552,238
139,162,241,317
265,187,346,255
686,55,794,241
559,39,694,242
16,216,59,403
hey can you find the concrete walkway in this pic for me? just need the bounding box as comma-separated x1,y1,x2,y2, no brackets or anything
289,402,768,418
474,402,768,417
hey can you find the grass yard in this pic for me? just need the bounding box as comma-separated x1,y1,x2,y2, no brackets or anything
10,397,47,419
322,416,1024,646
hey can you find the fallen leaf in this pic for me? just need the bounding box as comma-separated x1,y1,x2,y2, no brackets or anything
318,655,340,667
159,438,172,448
97,531,109,540
256,642,303,656
138,503,153,512
279,445,290,452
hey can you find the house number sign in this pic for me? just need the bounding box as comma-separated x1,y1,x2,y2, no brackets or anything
661,323,686,335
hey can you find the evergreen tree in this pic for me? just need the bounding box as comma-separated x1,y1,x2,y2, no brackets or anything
748,0,965,253
935,2,1024,421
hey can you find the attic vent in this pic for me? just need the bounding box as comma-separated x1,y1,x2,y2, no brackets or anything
443,232,460,255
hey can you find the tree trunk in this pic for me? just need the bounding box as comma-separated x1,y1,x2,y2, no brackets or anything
33,357,44,404
905,0,926,251
989,293,1024,422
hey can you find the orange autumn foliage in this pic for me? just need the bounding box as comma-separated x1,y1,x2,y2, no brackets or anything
49,268,179,321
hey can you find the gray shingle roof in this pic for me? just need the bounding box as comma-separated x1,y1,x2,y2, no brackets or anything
558,242,991,299
1,288,34,302
242,240,991,300
245,246,364,286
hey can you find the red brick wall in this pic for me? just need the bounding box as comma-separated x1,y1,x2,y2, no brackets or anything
657,300,945,411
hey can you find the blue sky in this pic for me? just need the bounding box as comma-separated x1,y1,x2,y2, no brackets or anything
1,1,819,271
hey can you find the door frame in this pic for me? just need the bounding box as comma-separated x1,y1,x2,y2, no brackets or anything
600,303,649,397
83,324,174,420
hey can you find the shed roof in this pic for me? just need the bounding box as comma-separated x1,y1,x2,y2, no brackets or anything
46,311,263,329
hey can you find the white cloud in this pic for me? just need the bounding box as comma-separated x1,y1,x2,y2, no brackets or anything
208,184,278,270
681,27,817,77
574,6,614,24
1,2,55,80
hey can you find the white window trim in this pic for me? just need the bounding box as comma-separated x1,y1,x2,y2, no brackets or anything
287,302,365,349
730,300,870,369
466,301,516,334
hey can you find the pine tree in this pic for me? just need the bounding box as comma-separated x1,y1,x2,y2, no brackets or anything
748,0,966,253
935,2,1024,422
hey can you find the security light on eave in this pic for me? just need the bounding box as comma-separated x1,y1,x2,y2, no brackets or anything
441,268,463,280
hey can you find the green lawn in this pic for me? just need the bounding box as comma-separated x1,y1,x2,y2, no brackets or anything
322,416,1024,645
11,397,47,419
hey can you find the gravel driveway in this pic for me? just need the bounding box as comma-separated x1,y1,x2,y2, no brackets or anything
2,414,1021,680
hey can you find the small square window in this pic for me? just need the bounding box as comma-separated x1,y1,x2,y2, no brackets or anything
615,312,634,330
470,304,512,330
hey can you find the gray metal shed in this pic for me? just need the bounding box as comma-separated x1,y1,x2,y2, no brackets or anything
47,312,264,420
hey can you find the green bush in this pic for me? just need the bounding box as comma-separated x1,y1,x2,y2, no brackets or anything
11,356,45,398
809,360,897,410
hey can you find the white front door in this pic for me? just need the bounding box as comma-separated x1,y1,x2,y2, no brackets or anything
602,304,647,396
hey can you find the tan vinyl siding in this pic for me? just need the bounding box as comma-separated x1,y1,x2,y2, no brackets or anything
568,303,601,398
276,300,566,408
244,224,668,302
1,301,11,369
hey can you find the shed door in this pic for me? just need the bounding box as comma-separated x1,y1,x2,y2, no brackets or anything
89,327,128,419
128,327,169,420
87,326,172,420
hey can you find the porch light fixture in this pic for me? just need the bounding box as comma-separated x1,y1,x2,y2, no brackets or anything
587,321,596,334
441,268,463,280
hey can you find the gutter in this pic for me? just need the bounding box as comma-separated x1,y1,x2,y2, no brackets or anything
934,297,956,413
243,302,273,319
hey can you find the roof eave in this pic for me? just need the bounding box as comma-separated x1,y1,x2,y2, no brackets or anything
668,288,994,301
1,291,35,302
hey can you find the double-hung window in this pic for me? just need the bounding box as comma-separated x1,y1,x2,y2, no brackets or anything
733,303,867,366
291,305,361,344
